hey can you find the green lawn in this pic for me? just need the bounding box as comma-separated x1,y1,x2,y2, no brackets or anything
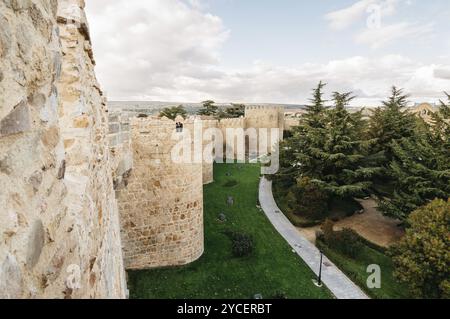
316,240,411,299
128,163,332,299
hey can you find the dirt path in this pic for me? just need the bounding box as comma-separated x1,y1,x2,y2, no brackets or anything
297,199,404,247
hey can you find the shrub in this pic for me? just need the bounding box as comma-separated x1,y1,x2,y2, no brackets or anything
272,291,288,299
223,180,238,188
389,198,450,299
285,177,329,220
320,220,362,259
333,228,363,259
225,231,255,257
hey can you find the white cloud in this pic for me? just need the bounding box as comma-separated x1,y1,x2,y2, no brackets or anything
355,22,434,48
325,0,434,49
186,55,450,105
85,1,449,105
434,67,450,80
325,0,399,31
85,0,229,99
325,0,375,30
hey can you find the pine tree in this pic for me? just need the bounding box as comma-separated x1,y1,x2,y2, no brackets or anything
275,82,329,187
303,81,329,128
159,105,187,120
275,85,378,207
367,86,417,164
378,135,450,221
379,93,450,221
197,100,218,116
313,92,379,198
431,92,450,153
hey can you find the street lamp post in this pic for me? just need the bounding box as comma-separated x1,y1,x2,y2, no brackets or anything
318,251,323,286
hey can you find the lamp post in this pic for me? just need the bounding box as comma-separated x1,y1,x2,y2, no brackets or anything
318,251,323,286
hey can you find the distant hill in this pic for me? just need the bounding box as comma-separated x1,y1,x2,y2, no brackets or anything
108,101,307,115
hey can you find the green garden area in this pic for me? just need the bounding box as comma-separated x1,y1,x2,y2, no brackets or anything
273,84,450,299
128,164,332,299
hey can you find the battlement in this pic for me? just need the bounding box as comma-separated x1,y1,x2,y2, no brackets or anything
219,117,245,128
245,105,284,112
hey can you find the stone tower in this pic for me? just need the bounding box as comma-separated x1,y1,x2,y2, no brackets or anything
116,117,204,269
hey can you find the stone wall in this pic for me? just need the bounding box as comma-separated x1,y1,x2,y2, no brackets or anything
200,119,219,184
0,0,126,299
244,106,284,155
116,117,204,270
108,111,133,190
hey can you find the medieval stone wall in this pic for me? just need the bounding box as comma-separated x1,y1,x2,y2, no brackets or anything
116,117,204,270
108,111,133,190
0,0,126,299
200,119,219,184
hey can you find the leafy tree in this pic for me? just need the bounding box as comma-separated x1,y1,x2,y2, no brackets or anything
197,100,218,116
159,105,187,120
390,198,450,299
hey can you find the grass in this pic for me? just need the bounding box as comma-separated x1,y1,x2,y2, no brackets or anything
128,163,332,299
316,240,411,299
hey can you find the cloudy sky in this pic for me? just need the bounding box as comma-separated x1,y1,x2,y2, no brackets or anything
85,0,450,105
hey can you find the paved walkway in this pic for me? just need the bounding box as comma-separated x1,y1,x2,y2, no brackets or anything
259,177,369,299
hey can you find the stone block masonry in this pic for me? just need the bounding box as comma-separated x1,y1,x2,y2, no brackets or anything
0,0,287,298
116,117,204,269
0,0,126,298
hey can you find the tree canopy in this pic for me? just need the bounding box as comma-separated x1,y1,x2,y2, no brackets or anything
159,105,187,120
197,100,218,117
390,198,450,299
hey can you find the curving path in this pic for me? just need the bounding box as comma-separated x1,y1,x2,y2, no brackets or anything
259,177,369,299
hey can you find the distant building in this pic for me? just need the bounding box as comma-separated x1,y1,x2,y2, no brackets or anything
409,103,438,124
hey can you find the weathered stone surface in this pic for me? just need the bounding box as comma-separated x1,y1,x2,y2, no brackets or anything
0,254,24,299
26,220,45,268
29,171,43,193
0,0,127,299
116,118,204,270
0,101,32,137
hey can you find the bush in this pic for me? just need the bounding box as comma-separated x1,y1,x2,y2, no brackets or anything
285,177,329,220
272,291,288,299
225,231,255,257
333,228,363,259
320,220,362,259
389,198,450,299
223,180,238,188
